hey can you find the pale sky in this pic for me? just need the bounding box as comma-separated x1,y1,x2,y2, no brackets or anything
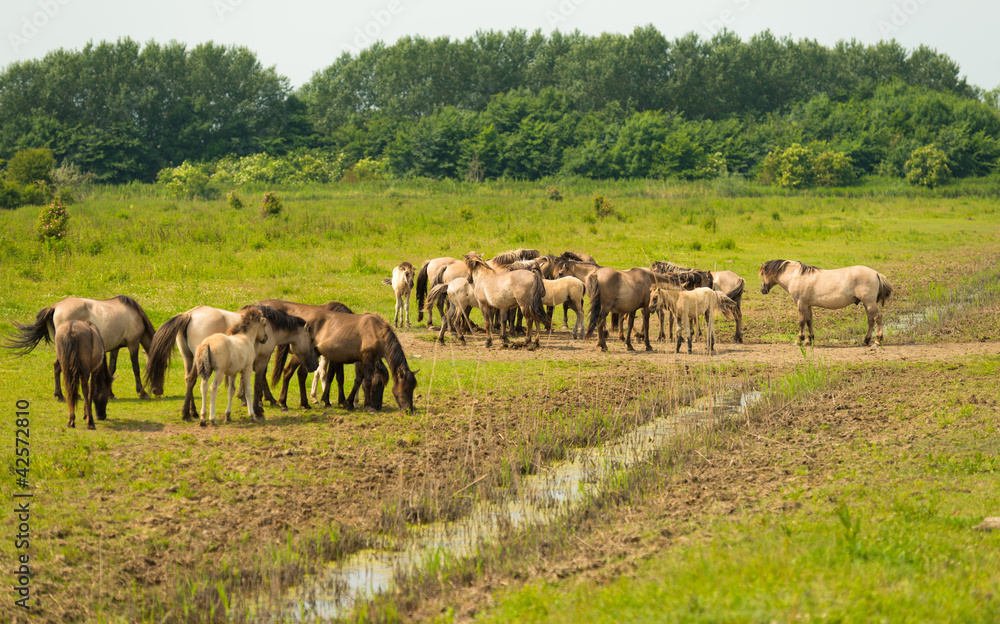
3,0,997,92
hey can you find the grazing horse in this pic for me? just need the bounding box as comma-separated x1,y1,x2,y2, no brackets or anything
759,260,893,346
54,321,112,429
585,267,689,352
263,301,417,411
5,295,157,400
144,305,317,421
382,261,415,328
712,270,746,343
541,276,586,338
650,286,738,354
416,257,468,325
195,308,269,427
465,252,550,348
424,280,480,344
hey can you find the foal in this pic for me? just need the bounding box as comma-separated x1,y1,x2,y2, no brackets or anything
55,320,112,429
195,308,268,427
382,261,415,328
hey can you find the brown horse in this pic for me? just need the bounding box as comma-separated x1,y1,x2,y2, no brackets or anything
54,320,112,429
585,267,691,352
5,295,157,400
465,252,550,348
144,304,317,421
759,260,893,346
262,300,417,412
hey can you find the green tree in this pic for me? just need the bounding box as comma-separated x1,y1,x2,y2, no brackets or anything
6,148,56,185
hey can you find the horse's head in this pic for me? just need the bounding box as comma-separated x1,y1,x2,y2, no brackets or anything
649,285,680,313
369,361,390,411
393,367,418,412
255,317,268,344
290,321,320,373
93,356,113,421
759,264,775,294
400,262,415,288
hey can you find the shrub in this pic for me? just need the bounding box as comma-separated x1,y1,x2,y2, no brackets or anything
758,144,855,189
0,180,22,209
51,161,94,196
259,191,282,218
344,157,389,182
459,207,474,221
812,150,855,187
226,190,244,210
593,194,616,219
19,182,51,206
905,144,952,188
547,185,563,201
36,196,69,242
7,148,56,186
158,161,219,199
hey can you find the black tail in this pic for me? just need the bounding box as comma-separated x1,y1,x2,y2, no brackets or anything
877,273,893,305
271,343,290,387
724,279,745,304
4,306,56,356
716,293,739,320
585,273,604,338
526,271,551,329
415,261,431,321
143,312,191,392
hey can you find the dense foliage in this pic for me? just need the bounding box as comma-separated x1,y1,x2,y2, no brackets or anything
2,28,999,186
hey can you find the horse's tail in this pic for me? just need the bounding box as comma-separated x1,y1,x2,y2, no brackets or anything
271,343,291,387
716,293,739,320
195,343,213,381
57,327,83,412
876,273,893,305
143,312,191,392
415,261,431,321
381,276,393,286
526,271,551,329
724,278,745,304
585,273,605,339
424,283,450,312
4,306,56,356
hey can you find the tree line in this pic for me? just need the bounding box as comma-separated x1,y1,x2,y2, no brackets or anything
1,27,997,188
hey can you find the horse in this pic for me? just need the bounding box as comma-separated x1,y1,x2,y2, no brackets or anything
541,276,586,338
382,261,415,328
144,304,317,421
585,267,689,352
424,280,480,344
415,257,468,326
650,286,738,354
759,260,893,346
464,252,549,348
712,270,746,343
195,307,269,427
645,262,714,341
5,295,157,400
54,320,113,429
263,301,417,412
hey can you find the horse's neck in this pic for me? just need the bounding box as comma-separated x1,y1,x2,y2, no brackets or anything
776,266,803,291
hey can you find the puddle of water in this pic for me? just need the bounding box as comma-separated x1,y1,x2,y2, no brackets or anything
257,388,762,621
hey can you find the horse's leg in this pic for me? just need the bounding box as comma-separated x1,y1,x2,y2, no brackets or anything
107,348,119,398
183,367,199,421
208,374,221,426
675,317,683,353
796,304,810,346
482,304,494,348
404,290,411,328
656,308,665,342
734,302,744,344
874,303,884,346
243,368,258,422
705,310,714,353
310,357,325,402
253,368,268,417
224,374,235,423
278,363,295,410
54,358,64,402
297,367,310,409
318,362,335,407
129,343,150,399
863,302,878,346
642,308,653,352
82,375,95,430
199,375,209,427
597,314,608,352
686,316,694,354
335,363,348,407
562,301,570,329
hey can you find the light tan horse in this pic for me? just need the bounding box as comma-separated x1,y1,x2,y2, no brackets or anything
5,295,157,399
646,262,714,341
465,252,549,348
54,320,113,429
650,286,738,354
712,270,746,343
382,261,415,328
759,260,893,346
416,257,468,326
195,308,269,426
424,279,480,344
542,276,586,339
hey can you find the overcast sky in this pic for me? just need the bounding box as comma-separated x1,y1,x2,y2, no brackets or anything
3,0,997,92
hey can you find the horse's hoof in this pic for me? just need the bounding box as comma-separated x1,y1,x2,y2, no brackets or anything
199,421,207,428
87,424,96,430
55,396,65,403
645,345,653,352
182,415,193,422
300,404,311,411
67,423,75,428
97,414,106,421
138,392,150,400
281,406,289,413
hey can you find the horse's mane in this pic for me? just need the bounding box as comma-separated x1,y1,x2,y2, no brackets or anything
650,260,687,274
114,295,156,338
377,319,411,377
560,251,585,261
759,259,791,280
240,304,305,332
229,307,264,335
322,301,354,313
464,253,493,273
508,260,541,273
797,261,822,274
399,261,413,271
488,248,540,267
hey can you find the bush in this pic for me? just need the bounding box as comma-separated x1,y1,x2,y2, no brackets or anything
36,196,69,242
158,161,218,199
759,144,855,189
226,190,244,210
905,144,952,188
51,161,94,194
593,194,616,219
547,185,563,201
7,148,56,186
812,151,855,187
19,182,51,206
0,180,22,209
259,191,282,218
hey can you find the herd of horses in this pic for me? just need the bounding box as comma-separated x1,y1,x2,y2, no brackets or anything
3,249,892,430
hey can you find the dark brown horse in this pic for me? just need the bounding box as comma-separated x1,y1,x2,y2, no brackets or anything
5,295,157,400
54,320,112,429
261,300,416,412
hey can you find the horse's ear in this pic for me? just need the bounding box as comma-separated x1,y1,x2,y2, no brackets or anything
411,369,420,375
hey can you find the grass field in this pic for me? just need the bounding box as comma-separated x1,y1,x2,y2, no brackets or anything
0,177,998,622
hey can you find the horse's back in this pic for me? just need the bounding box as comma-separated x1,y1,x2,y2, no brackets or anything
184,307,241,350
55,320,105,371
